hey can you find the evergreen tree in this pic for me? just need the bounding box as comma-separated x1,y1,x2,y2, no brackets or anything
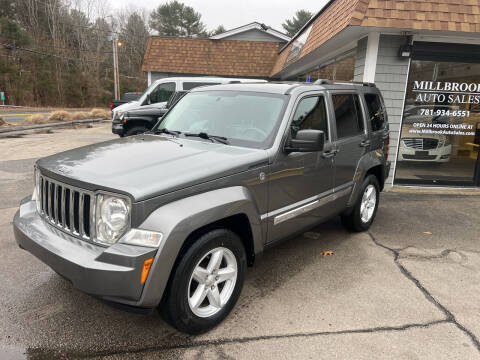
282,10,313,37
149,0,206,37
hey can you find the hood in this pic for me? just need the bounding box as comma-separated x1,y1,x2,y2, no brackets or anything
37,135,267,201
113,101,140,114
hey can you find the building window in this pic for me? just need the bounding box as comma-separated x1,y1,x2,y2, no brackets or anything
332,94,364,139
285,25,313,66
395,60,480,186
298,56,355,82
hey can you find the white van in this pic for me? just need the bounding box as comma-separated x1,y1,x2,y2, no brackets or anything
112,77,266,120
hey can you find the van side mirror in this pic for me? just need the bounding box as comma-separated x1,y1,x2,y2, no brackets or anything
146,93,151,105
285,130,325,153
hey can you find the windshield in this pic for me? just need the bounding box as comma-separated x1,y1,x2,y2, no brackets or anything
154,91,288,149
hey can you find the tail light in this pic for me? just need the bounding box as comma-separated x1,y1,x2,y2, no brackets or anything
110,102,114,110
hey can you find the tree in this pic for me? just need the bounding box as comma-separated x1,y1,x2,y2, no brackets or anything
282,10,313,37
149,0,206,37
209,25,226,36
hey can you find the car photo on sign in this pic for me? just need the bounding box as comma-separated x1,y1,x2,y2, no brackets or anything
398,105,456,163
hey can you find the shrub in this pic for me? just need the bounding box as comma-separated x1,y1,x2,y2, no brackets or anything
25,114,48,124
72,111,88,120
48,111,73,122
89,108,111,119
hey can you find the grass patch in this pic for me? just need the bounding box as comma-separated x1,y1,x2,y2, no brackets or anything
48,111,73,122
89,108,111,119
25,114,47,124
72,111,89,120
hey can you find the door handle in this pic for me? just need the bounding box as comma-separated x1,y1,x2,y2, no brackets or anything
360,140,371,147
322,149,338,158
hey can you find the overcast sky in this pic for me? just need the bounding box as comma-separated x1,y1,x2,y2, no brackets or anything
110,0,329,34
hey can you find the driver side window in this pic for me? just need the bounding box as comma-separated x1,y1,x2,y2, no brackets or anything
291,96,329,139
150,82,175,104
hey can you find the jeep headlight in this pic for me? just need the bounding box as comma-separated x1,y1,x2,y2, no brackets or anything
95,194,130,245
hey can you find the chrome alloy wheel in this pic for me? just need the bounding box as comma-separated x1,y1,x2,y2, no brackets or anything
360,184,377,223
188,247,238,318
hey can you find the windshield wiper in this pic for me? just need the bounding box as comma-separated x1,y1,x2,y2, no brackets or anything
184,132,229,144
151,128,182,136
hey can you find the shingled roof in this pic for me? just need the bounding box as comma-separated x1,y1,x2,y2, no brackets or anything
142,37,280,78
272,0,480,77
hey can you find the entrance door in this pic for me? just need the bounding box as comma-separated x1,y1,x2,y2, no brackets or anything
267,94,334,244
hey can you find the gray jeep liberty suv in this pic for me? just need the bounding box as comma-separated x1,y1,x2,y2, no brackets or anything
14,81,390,334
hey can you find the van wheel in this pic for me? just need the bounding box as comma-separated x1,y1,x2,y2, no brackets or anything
341,175,379,232
124,125,147,136
162,229,246,334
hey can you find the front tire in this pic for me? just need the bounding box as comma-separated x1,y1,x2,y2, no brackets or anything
341,175,380,232
162,229,246,334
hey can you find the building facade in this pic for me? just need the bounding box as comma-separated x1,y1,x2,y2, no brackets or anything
271,0,480,188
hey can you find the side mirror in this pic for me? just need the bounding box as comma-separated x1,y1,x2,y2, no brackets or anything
286,130,325,153
146,93,151,105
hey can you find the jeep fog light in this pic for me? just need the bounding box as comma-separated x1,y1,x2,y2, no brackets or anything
120,229,163,248
95,194,130,245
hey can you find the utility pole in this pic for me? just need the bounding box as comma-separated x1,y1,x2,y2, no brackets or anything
112,35,120,100
108,16,121,100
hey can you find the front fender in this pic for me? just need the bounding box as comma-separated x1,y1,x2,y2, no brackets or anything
135,186,262,307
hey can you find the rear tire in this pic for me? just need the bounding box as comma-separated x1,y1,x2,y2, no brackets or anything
124,125,147,136
341,175,380,232
161,229,246,334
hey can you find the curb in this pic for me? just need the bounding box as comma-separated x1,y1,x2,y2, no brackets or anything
0,118,110,134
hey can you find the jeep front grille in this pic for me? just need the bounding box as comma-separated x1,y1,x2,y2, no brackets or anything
38,174,94,240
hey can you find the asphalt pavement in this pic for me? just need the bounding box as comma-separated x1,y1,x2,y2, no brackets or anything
0,124,479,359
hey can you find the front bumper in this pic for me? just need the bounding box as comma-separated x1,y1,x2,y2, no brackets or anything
13,198,157,306
398,145,452,163
112,120,124,136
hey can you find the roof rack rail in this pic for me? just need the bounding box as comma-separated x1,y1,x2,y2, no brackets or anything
312,79,376,87
313,79,333,85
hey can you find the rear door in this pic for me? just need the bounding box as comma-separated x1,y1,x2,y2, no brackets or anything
329,92,368,194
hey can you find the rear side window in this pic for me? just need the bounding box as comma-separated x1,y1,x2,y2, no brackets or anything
183,82,221,90
364,93,386,132
291,96,328,140
332,94,364,139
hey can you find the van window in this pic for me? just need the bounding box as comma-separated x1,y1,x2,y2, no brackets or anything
150,82,175,104
183,82,221,90
332,94,364,139
364,93,386,131
291,96,328,140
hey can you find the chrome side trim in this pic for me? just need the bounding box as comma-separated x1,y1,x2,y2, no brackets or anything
272,186,352,226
